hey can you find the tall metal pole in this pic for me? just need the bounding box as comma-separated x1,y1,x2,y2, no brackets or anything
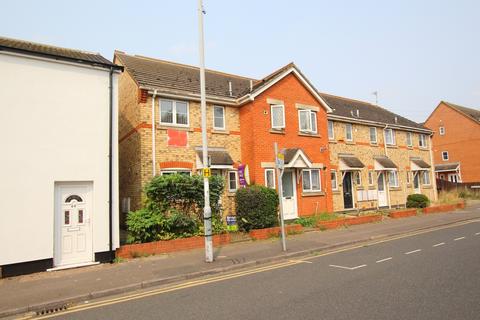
274,143,287,252
198,0,213,262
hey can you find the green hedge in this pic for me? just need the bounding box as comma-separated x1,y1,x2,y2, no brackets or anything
406,194,430,208
235,185,279,232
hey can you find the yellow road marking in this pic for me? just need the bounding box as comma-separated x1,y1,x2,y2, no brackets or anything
21,218,477,319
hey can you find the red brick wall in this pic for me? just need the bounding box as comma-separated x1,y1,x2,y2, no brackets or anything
425,102,480,183
239,73,333,215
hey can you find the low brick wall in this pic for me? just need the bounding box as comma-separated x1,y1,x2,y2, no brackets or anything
317,219,346,230
249,224,303,240
423,203,458,214
457,201,466,209
317,215,382,230
389,209,417,219
116,233,231,259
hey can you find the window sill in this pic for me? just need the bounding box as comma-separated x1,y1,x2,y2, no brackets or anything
407,146,414,149
212,129,229,135
386,145,398,149
356,186,365,190
328,139,337,144
302,191,325,197
345,141,355,145
298,132,321,138
419,147,429,151
389,187,401,191
270,129,285,135
368,185,376,190
227,191,237,196
370,143,379,147
157,124,193,132
332,189,340,194
421,185,432,189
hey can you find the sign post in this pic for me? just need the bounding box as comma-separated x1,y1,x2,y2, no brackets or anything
274,142,287,252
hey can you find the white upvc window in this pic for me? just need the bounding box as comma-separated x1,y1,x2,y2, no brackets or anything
228,171,238,192
121,197,131,214
271,104,285,129
388,171,399,187
354,171,362,185
328,120,335,140
442,151,449,161
419,134,428,148
385,128,396,145
331,170,338,190
302,169,321,192
369,127,377,144
439,127,445,135
213,105,225,130
406,132,413,147
368,171,375,186
421,171,431,185
345,123,353,141
298,109,317,134
265,169,275,189
160,170,191,176
160,99,189,126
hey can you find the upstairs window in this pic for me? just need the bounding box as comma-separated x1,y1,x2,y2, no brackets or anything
385,128,396,145
302,169,321,192
213,106,225,130
369,127,377,144
328,120,335,140
406,132,413,147
345,123,353,141
439,127,445,135
271,105,285,129
160,99,189,126
298,109,317,134
442,151,449,161
419,134,428,148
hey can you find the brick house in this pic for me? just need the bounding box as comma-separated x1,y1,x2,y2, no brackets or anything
424,101,480,183
321,94,437,211
114,52,334,221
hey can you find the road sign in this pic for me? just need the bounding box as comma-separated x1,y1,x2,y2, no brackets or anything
203,168,211,177
275,151,285,169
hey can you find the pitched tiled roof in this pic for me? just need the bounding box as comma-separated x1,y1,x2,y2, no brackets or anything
0,36,119,69
321,93,428,131
443,101,480,124
115,51,255,99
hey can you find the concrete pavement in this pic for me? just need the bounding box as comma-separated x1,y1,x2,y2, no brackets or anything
1,203,480,318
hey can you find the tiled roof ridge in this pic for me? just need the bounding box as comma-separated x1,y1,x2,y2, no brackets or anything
443,101,479,113
0,35,100,56
115,50,257,81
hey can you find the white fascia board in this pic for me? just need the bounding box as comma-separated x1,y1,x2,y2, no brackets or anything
285,149,313,168
327,114,433,134
144,87,239,106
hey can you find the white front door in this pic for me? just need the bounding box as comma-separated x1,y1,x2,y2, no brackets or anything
281,170,298,220
377,172,388,207
413,172,421,193
55,183,93,267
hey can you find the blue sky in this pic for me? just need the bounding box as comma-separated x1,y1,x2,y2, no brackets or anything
2,0,479,122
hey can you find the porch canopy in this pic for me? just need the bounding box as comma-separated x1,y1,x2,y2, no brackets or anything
435,162,460,173
410,157,431,171
338,154,365,171
196,148,234,169
374,156,398,171
283,148,313,168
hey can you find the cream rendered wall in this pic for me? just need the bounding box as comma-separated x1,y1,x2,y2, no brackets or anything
0,52,119,266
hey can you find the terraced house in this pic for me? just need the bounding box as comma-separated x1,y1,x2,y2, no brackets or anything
115,52,334,222
321,94,437,211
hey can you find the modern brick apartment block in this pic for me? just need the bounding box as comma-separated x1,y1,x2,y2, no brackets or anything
321,94,437,211
425,101,480,183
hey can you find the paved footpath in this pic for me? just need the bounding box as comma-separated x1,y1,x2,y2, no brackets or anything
1,203,480,318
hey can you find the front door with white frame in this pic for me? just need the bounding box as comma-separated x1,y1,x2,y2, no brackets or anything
448,173,459,183
413,172,421,194
281,170,298,220
55,183,93,267
377,172,388,207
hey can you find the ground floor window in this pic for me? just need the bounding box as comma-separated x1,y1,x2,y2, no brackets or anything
368,170,374,186
354,171,362,185
121,197,131,214
228,171,238,192
331,170,338,190
161,170,191,176
302,169,321,192
388,171,399,187
265,169,275,189
421,171,431,185
406,171,411,184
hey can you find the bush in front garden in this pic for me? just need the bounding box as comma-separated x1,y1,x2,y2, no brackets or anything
235,185,279,232
406,194,430,208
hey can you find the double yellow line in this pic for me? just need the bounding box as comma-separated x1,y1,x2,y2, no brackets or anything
19,218,479,319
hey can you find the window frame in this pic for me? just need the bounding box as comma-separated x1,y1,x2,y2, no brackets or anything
421,171,431,185
439,127,445,135
264,168,276,189
228,171,238,192
406,171,411,184
270,104,285,130
406,132,413,147
354,171,362,185
369,127,378,144
298,109,317,134
419,134,428,148
442,151,449,161
213,105,226,130
159,99,190,127
328,120,335,140
388,171,399,187
345,123,353,141
331,170,338,191
160,170,192,176
385,128,396,145
368,170,374,186
302,169,322,192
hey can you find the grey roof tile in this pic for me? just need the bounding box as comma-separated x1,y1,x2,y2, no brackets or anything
339,156,365,168
443,101,480,124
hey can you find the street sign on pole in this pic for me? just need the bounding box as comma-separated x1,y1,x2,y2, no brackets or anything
274,142,287,252
198,0,213,263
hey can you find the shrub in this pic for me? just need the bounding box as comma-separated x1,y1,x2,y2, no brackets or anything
235,185,279,232
126,207,165,244
406,194,430,208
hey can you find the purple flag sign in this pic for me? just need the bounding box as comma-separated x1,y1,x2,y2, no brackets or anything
238,164,247,187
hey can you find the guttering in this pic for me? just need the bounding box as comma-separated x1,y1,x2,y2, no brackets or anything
145,88,238,106
383,124,392,209
108,67,114,261
152,90,158,177
428,134,438,201
328,114,432,135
